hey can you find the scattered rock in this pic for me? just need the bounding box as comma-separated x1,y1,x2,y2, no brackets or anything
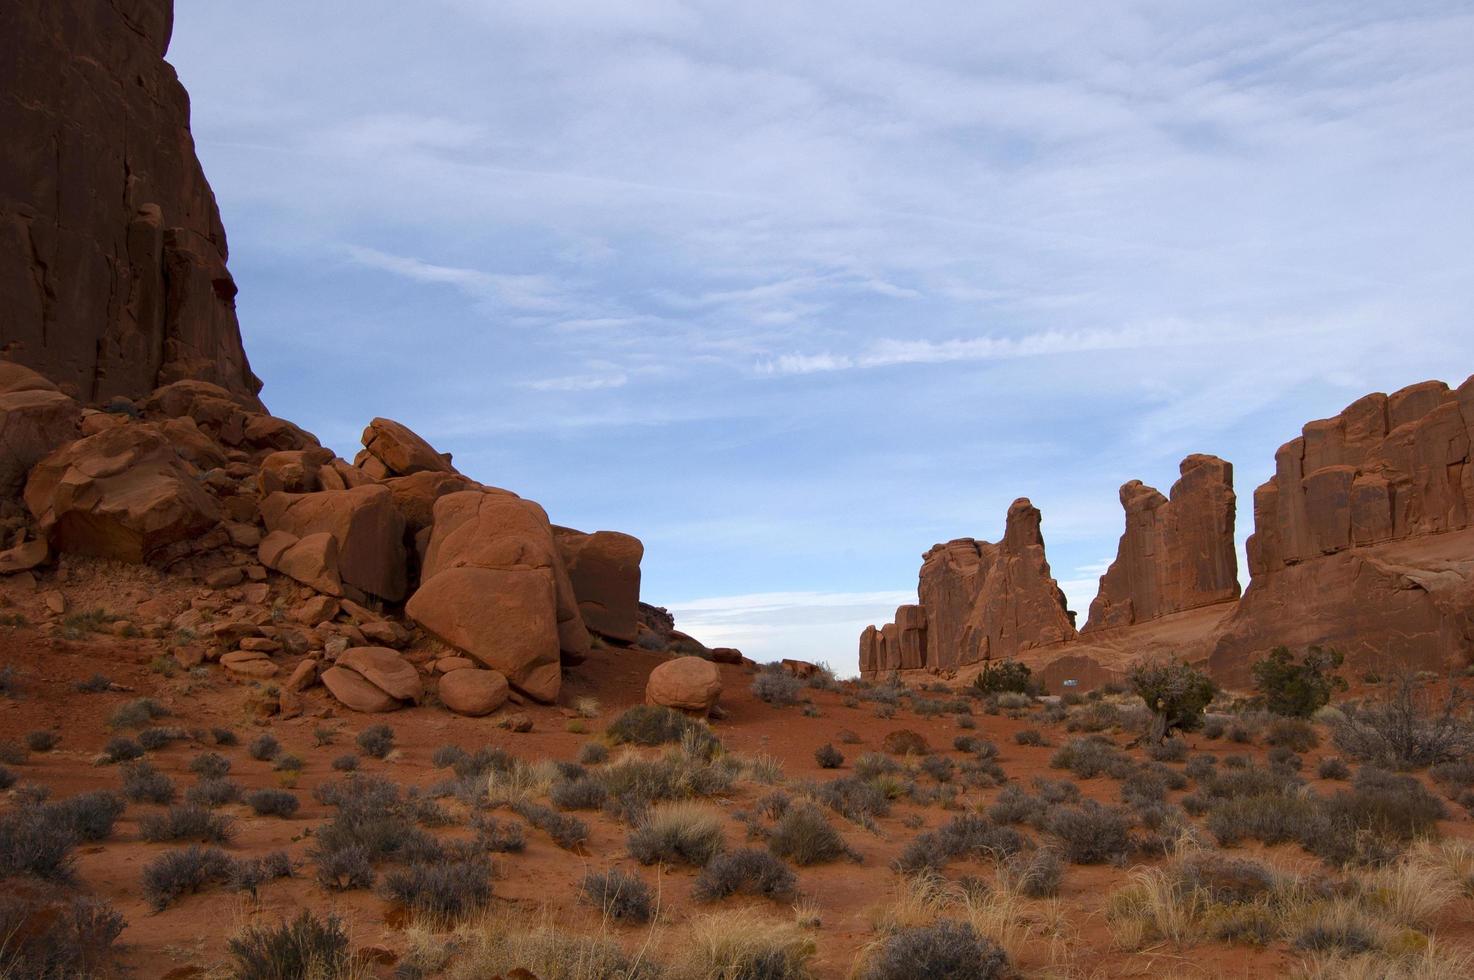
261,485,406,601
360,418,455,477
321,665,403,713
285,659,319,692
336,647,422,704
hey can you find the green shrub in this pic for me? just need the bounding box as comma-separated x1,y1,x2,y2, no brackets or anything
1251,646,1345,718
606,705,712,748
972,660,1033,695
1127,660,1215,741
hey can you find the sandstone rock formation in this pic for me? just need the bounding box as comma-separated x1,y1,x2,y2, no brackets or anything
0,364,82,498
862,499,1076,678
261,486,407,602
1,0,261,404
553,527,643,643
1209,376,1474,681
406,491,589,702
358,418,455,479
646,656,722,716
1085,454,1239,631
24,423,222,562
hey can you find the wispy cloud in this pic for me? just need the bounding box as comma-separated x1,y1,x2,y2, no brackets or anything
524,372,628,392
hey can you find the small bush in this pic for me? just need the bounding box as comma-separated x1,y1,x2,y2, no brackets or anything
24,730,58,752
212,727,239,746
815,743,844,768
1050,737,1130,779
0,892,125,977
752,665,806,707
432,744,467,769
551,777,608,811
860,920,1009,980
1251,645,1345,718
1045,800,1131,864
628,802,724,866
383,855,493,919
1332,674,1474,769
0,766,13,790
139,803,234,843
581,868,656,922
230,851,293,895
694,848,797,901
1146,737,1189,763
1317,756,1351,780
1265,717,1320,752
972,659,1033,695
108,697,169,729
578,742,610,765
246,789,300,818
357,724,395,759
74,673,112,693
186,777,242,808
189,751,232,779
141,845,236,910
1014,728,1046,747
331,753,359,772
769,804,849,866
248,734,280,761
227,909,350,980
606,705,712,747
1002,847,1064,898
1127,660,1216,741
138,726,182,751
0,808,79,880
100,736,143,764
511,802,589,851
471,813,526,853
121,760,176,804
313,844,374,891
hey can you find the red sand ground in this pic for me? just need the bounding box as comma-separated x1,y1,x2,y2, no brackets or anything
1,563,1471,978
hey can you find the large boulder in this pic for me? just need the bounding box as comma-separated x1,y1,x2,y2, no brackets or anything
360,418,455,477
23,423,221,562
383,470,480,532
321,665,403,713
646,656,722,716
407,565,562,702
553,527,643,643
261,485,406,601
438,667,510,717
0,364,81,497
412,489,591,670
257,448,335,495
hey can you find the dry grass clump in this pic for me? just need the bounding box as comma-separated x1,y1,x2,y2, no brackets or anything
485,757,558,807
862,872,1040,972
628,802,725,866
676,907,815,979
1107,845,1468,957
443,907,662,980
227,909,359,980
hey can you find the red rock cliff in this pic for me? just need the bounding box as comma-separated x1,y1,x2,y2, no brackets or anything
0,0,262,405
1084,454,1239,631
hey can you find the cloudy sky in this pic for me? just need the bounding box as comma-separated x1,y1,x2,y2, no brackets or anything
170,1,1474,674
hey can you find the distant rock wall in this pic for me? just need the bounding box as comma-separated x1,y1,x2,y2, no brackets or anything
865,375,1474,687
1084,454,1239,631
861,498,1077,677
0,0,262,405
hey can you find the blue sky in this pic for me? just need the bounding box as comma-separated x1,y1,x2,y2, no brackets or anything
169,1,1474,675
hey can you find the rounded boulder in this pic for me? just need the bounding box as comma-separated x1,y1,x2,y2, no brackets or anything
645,656,722,716
438,668,510,717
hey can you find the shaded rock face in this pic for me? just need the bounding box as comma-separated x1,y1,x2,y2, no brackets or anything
553,527,643,643
0,0,261,405
1084,454,1240,631
0,364,82,497
862,498,1076,677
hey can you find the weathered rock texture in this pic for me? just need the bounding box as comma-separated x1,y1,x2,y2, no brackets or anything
1085,454,1239,631
861,498,1076,677
1209,376,1474,682
1,0,261,404
553,527,643,643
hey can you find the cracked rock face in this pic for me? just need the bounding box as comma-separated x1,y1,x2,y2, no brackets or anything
0,0,261,405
